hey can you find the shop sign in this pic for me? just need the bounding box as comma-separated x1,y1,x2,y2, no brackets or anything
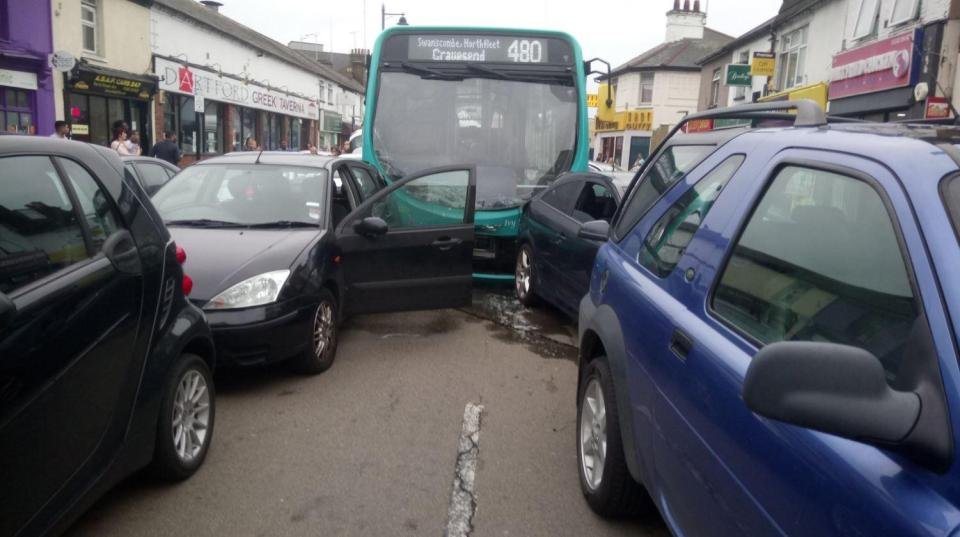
685,119,714,133
48,51,77,73
71,124,89,135
194,93,205,113
0,69,38,91
594,110,653,132
926,96,952,119
69,69,155,99
751,52,775,77
829,28,922,100
586,93,599,108
155,57,320,120
725,64,752,86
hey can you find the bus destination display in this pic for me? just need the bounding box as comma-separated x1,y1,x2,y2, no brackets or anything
407,35,549,64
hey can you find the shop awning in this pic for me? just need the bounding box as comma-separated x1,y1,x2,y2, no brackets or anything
68,62,159,100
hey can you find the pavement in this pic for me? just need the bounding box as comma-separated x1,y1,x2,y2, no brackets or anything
67,288,669,537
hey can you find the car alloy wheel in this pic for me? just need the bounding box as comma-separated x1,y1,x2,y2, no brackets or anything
515,245,538,306
172,368,211,464
579,377,607,491
313,300,335,358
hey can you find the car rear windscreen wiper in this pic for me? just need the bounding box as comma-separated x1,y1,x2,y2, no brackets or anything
245,221,319,229
165,219,246,228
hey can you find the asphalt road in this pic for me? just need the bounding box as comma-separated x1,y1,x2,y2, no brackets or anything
68,289,669,537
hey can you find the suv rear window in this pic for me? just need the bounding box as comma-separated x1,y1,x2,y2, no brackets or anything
614,144,714,238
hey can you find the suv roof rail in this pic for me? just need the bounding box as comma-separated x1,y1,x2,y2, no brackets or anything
682,99,828,129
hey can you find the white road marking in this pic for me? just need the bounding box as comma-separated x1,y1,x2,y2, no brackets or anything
445,402,484,537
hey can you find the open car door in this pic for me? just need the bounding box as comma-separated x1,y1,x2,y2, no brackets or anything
336,165,476,315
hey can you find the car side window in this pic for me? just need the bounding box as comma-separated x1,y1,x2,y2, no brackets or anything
572,182,617,223
363,169,470,229
348,165,381,200
136,163,172,195
0,156,90,294
638,155,743,277
712,165,918,381
540,181,581,214
57,158,120,250
615,144,714,238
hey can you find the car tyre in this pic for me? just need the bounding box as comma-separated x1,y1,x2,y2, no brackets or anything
515,243,540,307
293,289,339,375
577,356,646,517
152,353,215,482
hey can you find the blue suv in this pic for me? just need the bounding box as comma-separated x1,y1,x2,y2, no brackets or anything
576,101,960,536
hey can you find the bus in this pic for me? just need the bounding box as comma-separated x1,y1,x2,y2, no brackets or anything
362,27,591,279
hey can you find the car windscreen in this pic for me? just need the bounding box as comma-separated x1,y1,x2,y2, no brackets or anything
372,72,578,210
153,164,327,227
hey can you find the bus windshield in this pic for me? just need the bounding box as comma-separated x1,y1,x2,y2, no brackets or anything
372,71,578,210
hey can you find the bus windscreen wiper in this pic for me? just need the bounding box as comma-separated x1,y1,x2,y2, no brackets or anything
399,62,462,80
464,64,507,79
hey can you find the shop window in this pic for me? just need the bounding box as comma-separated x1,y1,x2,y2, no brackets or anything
853,0,880,39
890,0,919,26
1,89,34,135
179,96,197,154
0,0,8,41
81,0,99,55
638,72,654,105
291,118,302,150
776,26,807,90
242,107,257,149
203,101,221,154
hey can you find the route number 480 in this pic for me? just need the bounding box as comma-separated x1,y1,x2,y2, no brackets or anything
507,40,543,63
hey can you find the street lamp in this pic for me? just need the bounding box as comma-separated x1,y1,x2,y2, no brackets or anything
381,4,407,30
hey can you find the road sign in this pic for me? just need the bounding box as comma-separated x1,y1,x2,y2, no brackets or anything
725,64,752,86
194,94,205,113
751,51,776,77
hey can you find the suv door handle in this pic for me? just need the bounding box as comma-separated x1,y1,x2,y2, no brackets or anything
670,329,693,361
431,237,463,251
102,230,142,275
553,232,566,244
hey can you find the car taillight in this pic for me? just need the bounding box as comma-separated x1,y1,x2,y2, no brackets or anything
173,242,192,296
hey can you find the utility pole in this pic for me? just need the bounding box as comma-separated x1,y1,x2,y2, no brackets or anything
382,4,407,30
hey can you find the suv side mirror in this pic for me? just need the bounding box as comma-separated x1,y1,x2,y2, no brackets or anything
355,216,388,237
743,342,920,443
577,219,610,242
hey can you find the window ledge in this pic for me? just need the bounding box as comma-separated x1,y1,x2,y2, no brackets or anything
82,53,108,65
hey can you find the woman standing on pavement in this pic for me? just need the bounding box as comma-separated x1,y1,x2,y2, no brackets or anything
110,126,132,155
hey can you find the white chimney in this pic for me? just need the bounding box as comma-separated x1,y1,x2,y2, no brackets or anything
665,0,706,42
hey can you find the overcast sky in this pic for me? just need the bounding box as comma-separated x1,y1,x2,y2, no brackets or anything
220,0,782,72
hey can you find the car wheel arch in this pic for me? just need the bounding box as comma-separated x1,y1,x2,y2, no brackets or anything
182,336,216,372
580,302,647,486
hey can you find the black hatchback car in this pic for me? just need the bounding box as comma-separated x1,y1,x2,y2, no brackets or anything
0,137,216,537
151,152,476,374
121,155,180,196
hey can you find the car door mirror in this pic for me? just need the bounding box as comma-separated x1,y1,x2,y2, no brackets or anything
577,219,610,242
743,341,920,444
354,216,388,237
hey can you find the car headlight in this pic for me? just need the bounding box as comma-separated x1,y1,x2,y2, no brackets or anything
204,270,291,310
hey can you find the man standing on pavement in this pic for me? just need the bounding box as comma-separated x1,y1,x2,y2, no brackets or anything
150,131,182,165
49,121,70,139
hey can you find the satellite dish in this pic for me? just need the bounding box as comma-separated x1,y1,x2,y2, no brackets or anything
914,82,930,103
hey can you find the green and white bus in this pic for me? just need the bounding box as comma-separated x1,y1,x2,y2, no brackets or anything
362,27,591,279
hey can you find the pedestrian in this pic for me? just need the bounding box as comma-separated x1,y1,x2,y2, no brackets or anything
307,144,319,155
126,130,143,156
279,139,290,151
49,120,70,139
245,136,259,151
331,146,341,156
150,131,182,165
110,126,132,155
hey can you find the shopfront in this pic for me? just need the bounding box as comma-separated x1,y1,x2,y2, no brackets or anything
320,110,341,150
595,109,653,170
828,27,928,121
65,64,157,148
154,56,319,160
0,1,55,135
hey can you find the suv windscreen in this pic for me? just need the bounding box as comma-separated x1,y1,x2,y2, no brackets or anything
153,164,327,226
615,144,714,238
943,174,960,239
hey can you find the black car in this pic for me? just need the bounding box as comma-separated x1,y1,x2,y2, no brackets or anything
516,129,745,317
0,137,216,536
121,155,180,196
151,152,476,374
